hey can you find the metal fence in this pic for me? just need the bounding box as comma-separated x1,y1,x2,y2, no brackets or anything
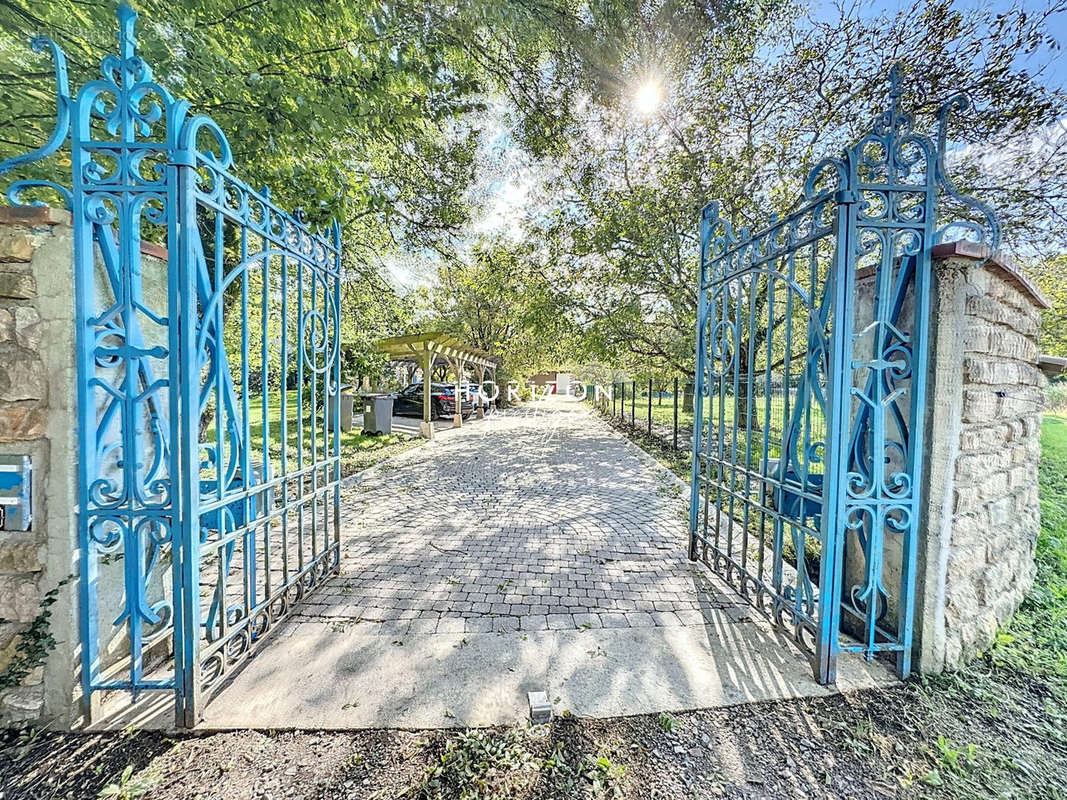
588,378,826,465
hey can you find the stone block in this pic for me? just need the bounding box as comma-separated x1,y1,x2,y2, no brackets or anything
952,486,979,515
0,229,33,263
976,471,1010,502
0,574,40,623
0,270,36,300
13,306,41,351
987,496,1015,526
0,540,43,573
0,357,47,402
0,206,69,226
961,388,997,424
0,406,45,441
0,684,44,723
0,625,23,673
1008,465,1032,489
958,424,999,453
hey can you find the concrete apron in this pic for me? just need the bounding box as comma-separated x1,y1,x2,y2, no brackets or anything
90,401,896,731
93,614,893,731
201,622,892,730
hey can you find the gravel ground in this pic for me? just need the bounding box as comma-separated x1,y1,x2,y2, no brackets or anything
2,671,1063,800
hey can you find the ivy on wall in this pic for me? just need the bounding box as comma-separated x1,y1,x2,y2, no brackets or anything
0,577,70,693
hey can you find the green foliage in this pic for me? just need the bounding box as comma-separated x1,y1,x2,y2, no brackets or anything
656,712,677,732
502,0,1067,374
0,0,542,377
1047,382,1067,414
0,0,486,246
420,236,583,378
408,727,627,800
98,764,158,799
0,577,71,693
411,728,543,800
933,735,978,777
1033,255,1067,360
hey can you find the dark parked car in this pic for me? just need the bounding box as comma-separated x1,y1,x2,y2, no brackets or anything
392,383,476,420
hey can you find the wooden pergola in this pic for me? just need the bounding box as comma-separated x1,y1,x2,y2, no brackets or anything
377,332,502,439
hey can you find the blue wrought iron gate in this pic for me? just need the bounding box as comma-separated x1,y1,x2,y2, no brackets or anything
1,5,343,725
689,70,998,683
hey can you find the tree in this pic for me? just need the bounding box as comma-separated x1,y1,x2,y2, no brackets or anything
0,0,500,259
496,0,1067,377
420,236,581,378
1034,256,1067,359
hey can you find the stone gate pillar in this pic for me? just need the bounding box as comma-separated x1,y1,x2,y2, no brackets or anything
0,207,79,725
913,242,1051,672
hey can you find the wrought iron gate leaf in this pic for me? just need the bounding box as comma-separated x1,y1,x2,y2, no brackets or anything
689,66,999,683
0,3,344,726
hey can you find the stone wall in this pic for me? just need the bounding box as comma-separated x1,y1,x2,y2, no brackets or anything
0,207,79,725
915,242,1048,673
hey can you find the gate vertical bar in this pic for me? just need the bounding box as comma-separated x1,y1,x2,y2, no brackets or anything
688,205,711,561
173,133,201,727
896,204,936,681
815,186,858,685
333,221,343,554
71,113,97,719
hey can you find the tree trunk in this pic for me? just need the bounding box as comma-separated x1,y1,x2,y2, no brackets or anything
682,381,694,413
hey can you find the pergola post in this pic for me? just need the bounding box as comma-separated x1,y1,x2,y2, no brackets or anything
420,350,434,440
476,364,487,419
451,356,464,428
375,333,501,433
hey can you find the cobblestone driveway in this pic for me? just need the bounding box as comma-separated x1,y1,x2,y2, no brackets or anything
292,400,749,635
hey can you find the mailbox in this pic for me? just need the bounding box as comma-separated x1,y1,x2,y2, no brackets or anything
0,455,32,531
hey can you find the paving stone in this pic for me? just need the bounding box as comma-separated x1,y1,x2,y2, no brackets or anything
436,617,466,634
520,615,549,631
652,611,683,627
546,613,573,630
626,612,657,628
464,617,495,634
289,404,751,638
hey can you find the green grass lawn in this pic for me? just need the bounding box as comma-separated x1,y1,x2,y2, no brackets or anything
602,391,827,468
208,389,420,478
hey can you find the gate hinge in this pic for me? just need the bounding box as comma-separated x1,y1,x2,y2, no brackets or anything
834,189,860,205
169,152,197,168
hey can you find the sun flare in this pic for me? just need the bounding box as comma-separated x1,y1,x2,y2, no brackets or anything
634,81,662,115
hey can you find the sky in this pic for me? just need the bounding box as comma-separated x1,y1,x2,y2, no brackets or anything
386,0,1067,290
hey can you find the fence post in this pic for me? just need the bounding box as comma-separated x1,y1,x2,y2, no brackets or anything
647,378,652,434
673,376,679,450
630,381,636,427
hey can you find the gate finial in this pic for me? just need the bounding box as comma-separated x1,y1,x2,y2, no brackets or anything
117,2,138,62
888,63,902,120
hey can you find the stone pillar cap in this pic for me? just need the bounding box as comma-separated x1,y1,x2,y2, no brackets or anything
932,241,1050,311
